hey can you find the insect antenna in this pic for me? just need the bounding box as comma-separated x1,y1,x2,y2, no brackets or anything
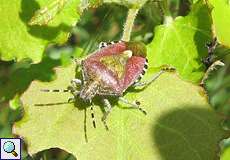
40,89,70,93
36,88,76,106
34,101,74,106
90,104,97,128
84,108,88,142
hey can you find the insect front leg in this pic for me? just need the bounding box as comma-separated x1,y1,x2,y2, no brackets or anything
67,97,75,103
118,97,147,115
68,77,82,95
71,78,82,87
67,90,80,102
74,58,83,66
133,65,176,87
101,98,113,130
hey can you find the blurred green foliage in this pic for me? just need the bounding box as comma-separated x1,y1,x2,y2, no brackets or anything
0,0,229,159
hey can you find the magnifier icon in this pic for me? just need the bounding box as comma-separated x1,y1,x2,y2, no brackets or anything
3,141,18,157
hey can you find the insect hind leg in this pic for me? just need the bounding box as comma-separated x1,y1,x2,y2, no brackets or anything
133,65,176,87
118,97,147,115
101,98,113,130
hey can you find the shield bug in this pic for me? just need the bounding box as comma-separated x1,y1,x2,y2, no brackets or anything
41,40,175,129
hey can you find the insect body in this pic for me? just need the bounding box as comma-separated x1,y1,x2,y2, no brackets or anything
41,41,174,130
80,41,148,101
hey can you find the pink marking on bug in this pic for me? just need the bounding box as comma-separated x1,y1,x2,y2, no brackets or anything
87,41,127,60
82,41,147,96
122,56,146,90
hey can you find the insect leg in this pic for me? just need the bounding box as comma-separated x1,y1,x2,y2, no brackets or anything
101,98,113,130
133,65,175,87
70,54,83,66
71,78,82,86
118,97,147,115
67,97,75,103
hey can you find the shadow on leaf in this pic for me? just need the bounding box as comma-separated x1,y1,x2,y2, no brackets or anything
193,2,212,75
0,57,60,103
153,107,225,160
20,0,71,41
24,147,76,160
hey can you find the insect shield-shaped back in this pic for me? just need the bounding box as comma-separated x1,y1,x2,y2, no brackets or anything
80,41,148,101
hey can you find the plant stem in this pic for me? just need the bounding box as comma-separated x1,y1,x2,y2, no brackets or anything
121,8,139,42
200,60,225,86
156,0,173,24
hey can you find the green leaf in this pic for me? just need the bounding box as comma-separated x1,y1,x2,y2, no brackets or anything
9,94,22,110
193,0,200,4
147,1,212,83
220,138,230,160
103,0,148,8
205,65,230,115
209,0,230,47
221,148,230,160
29,0,69,26
13,63,224,159
0,0,80,63
81,0,102,9
0,56,60,103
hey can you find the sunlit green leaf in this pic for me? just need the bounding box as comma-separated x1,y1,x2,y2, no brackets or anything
13,62,224,159
221,148,230,160
0,0,80,62
9,95,22,110
209,0,230,47
147,1,212,83
103,0,148,8
29,0,69,26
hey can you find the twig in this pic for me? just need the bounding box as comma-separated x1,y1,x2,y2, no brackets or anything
200,60,225,86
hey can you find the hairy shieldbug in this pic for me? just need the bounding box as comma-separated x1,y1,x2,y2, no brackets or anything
41,40,175,130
